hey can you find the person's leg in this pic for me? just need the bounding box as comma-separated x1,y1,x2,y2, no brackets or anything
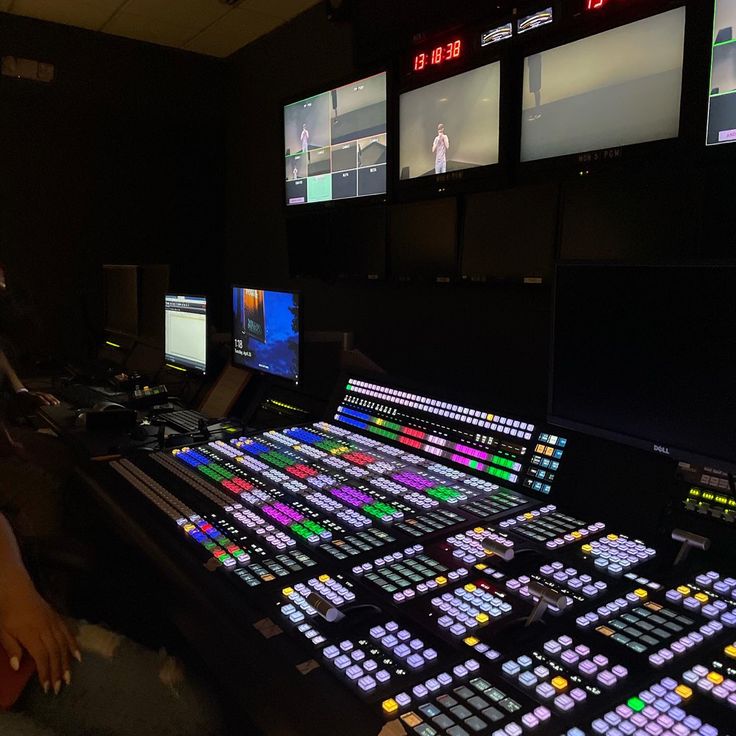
15,622,226,736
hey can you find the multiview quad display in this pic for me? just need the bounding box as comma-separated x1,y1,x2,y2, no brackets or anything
284,72,387,205
707,0,736,144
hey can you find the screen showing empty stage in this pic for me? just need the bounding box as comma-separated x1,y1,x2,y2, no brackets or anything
165,294,207,373
400,61,501,179
521,7,685,162
707,0,736,144
232,287,300,383
284,72,387,205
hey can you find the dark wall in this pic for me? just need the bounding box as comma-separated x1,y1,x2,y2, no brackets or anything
0,13,226,361
226,6,552,417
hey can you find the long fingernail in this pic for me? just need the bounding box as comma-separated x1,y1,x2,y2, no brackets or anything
53,680,61,695
42,681,50,694
9,656,19,672
73,649,82,663
64,670,71,686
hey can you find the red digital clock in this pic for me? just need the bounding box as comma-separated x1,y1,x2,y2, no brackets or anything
412,39,463,72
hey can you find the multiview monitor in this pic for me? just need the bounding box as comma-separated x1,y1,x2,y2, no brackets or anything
284,72,387,205
707,0,736,145
232,287,300,383
164,294,207,373
521,7,686,162
399,61,501,179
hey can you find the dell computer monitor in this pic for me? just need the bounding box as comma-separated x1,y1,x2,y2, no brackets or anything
231,287,300,383
399,61,501,179
284,72,387,205
707,0,736,145
521,7,686,162
549,264,736,473
164,294,207,373
103,264,138,336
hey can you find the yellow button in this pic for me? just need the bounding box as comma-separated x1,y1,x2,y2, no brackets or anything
475,563,488,571
675,685,692,700
634,589,648,600
436,576,448,586
382,699,399,716
707,672,724,685
524,513,534,520
318,574,330,582
183,523,195,532
464,583,477,593
571,531,582,539
694,592,709,603
724,644,736,659
400,713,422,728
607,534,619,541
476,613,489,625
464,636,480,647
282,587,294,597
581,544,592,554
474,527,485,534
676,585,691,595
551,676,568,692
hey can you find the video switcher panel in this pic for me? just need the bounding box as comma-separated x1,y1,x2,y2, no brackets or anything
106,376,735,736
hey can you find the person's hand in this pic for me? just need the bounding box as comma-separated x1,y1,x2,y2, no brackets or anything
13,390,60,413
0,574,80,694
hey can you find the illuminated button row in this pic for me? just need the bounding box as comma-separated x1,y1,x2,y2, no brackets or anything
576,589,654,630
304,491,372,530
281,575,355,624
649,621,724,668
330,486,403,523
665,580,736,627
499,505,556,529
573,674,721,736
542,635,628,688
369,620,438,671
537,561,608,598
432,582,512,637
427,463,497,493
582,534,656,575
682,663,736,709
369,477,439,510
446,527,513,566
545,521,605,550
230,507,296,550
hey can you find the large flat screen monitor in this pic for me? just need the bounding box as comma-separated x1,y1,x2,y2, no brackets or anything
521,7,686,162
164,294,207,373
707,0,736,145
103,264,138,337
232,287,300,383
284,72,387,205
549,265,736,473
399,61,501,179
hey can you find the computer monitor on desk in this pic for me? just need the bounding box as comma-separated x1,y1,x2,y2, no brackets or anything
231,286,301,384
164,294,207,374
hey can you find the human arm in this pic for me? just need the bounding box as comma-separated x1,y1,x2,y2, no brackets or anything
432,136,439,153
0,351,59,408
0,513,80,693
443,134,449,151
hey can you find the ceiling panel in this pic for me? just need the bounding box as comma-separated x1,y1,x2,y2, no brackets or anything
8,0,125,30
184,7,282,57
2,0,319,57
103,10,200,47
115,0,228,28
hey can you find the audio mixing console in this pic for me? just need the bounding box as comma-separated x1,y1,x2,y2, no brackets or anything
104,376,736,735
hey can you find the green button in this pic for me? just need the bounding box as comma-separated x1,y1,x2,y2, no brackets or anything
627,697,645,712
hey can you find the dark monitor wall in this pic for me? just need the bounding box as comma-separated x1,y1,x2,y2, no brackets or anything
462,184,559,281
549,264,736,473
389,198,457,278
103,264,138,337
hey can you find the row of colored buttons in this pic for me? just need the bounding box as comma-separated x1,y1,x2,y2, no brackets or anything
544,521,606,550
576,589,651,629
583,534,656,574
369,477,440,510
432,584,512,637
648,621,724,667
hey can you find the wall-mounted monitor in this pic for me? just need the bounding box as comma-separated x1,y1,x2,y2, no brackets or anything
165,294,207,373
284,72,387,205
707,0,736,145
550,264,736,473
521,7,686,162
399,61,501,179
232,287,300,383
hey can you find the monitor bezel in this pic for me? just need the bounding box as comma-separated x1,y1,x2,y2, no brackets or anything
230,284,302,385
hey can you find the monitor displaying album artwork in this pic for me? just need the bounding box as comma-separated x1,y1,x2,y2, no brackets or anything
284,72,387,205
231,287,300,383
399,61,501,179
521,7,686,162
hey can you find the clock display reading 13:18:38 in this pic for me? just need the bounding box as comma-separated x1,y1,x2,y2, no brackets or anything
412,39,463,72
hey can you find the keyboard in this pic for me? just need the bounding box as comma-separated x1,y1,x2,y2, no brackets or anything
161,409,209,433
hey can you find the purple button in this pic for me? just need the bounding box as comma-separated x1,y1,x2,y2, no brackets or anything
665,692,681,706
598,670,617,687
571,687,587,702
683,716,702,730
612,665,628,679
396,691,411,706
631,713,648,728
562,650,580,665
555,694,575,712
580,659,598,676
645,723,662,736
657,715,674,729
